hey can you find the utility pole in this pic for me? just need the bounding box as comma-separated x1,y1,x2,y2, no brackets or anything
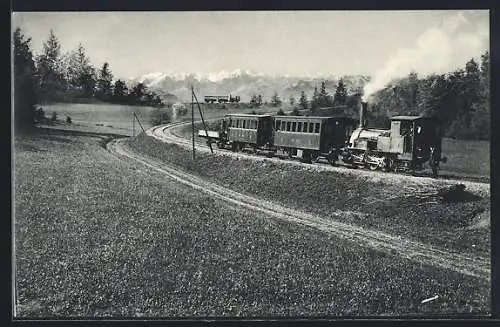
191,85,195,160
192,89,214,154
133,112,135,137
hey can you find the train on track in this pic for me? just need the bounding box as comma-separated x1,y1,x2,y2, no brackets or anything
204,94,241,103
199,102,447,176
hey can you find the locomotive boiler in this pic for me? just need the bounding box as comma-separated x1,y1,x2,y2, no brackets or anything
341,102,447,176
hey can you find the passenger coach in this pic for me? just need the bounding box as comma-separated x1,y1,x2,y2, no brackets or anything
273,116,356,163
223,114,274,151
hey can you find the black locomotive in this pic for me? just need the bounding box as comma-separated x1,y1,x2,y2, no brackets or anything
341,102,446,176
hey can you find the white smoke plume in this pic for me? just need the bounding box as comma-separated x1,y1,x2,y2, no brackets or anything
362,11,489,101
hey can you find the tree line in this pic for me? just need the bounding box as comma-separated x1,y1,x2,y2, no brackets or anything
13,28,165,130
249,79,349,112
14,27,489,140
367,53,490,140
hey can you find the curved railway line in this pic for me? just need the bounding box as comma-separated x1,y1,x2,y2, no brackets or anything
150,121,489,190
106,122,490,281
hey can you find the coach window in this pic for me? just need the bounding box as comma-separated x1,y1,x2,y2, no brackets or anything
281,121,286,131
292,122,297,132
275,120,280,130
287,122,291,131
309,122,314,133
315,123,320,133
303,122,308,133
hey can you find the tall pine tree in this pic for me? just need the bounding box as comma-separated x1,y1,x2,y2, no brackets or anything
13,27,38,130
66,44,97,97
96,62,114,100
36,30,67,101
333,79,347,106
299,91,308,109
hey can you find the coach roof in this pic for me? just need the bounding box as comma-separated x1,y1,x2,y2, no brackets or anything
225,114,272,118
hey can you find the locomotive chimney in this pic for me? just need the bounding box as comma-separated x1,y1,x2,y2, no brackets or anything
359,101,368,128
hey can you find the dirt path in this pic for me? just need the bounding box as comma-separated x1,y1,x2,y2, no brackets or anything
108,138,490,281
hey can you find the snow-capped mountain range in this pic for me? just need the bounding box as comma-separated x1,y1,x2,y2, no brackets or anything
127,69,370,103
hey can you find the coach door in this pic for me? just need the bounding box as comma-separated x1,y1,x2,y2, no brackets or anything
258,117,273,146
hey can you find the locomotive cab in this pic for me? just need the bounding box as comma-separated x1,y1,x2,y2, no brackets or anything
388,116,444,173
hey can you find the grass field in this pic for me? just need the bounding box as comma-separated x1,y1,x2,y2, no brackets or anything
440,138,490,177
40,103,163,136
39,103,281,137
127,134,490,258
14,130,490,317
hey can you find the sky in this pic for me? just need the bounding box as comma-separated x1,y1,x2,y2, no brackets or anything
12,11,489,81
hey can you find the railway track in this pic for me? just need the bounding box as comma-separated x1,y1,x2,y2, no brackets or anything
108,135,490,281
148,121,489,191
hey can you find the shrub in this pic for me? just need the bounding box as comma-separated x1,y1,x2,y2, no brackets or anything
177,106,188,116
150,109,170,126
35,107,45,121
50,111,58,122
276,108,285,115
66,116,72,124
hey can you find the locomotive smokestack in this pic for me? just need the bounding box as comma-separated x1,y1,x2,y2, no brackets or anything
359,101,367,128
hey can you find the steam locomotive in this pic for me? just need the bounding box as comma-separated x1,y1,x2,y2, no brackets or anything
199,102,447,176
341,102,446,176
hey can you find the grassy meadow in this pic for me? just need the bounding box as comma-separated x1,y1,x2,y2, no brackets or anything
14,130,490,317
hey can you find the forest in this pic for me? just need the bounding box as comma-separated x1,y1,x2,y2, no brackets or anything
13,28,164,130
366,53,490,140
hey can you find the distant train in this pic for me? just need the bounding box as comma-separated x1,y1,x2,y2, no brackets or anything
199,102,447,176
204,95,241,104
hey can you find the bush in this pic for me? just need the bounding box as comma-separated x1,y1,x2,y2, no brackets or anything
276,108,285,115
50,111,58,122
66,116,72,124
35,107,45,121
177,106,188,117
291,108,301,116
149,109,170,126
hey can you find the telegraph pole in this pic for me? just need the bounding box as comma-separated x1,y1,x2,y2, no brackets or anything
192,90,213,154
191,85,195,160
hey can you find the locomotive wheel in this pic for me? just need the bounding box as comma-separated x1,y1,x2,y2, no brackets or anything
383,157,395,172
368,163,378,171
